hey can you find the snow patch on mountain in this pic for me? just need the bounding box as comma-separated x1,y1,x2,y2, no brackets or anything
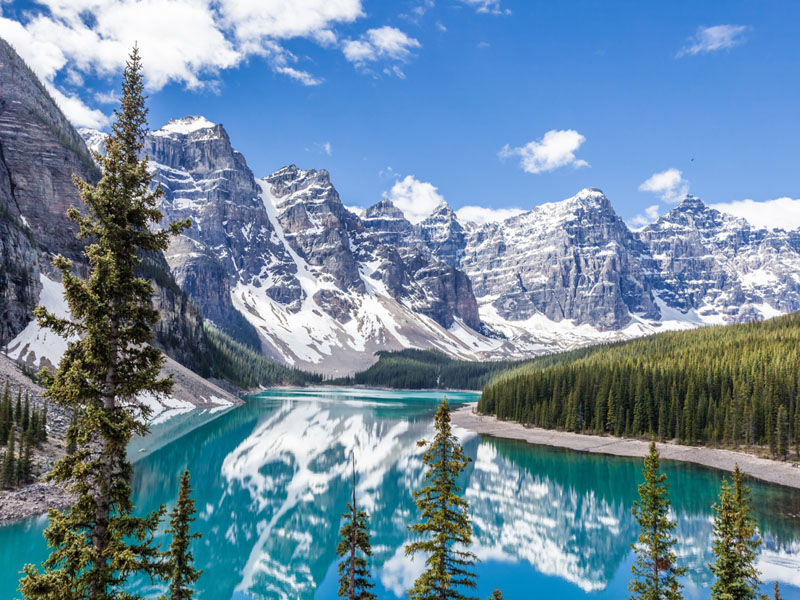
154,115,216,137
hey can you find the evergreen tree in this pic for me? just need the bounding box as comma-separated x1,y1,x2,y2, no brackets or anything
770,582,782,600
65,410,78,456
776,405,789,459
17,436,33,484
22,393,30,431
19,45,188,600
39,402,48,443
708,465,762,600
2,427,16,488
406,398,478,600
487,591,503,600
336,456,375,600
160,471,202,600
629,441,686,600
14,389,22,423
0,382,8,443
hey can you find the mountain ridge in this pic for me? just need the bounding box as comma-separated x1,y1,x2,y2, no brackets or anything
76,115,800,375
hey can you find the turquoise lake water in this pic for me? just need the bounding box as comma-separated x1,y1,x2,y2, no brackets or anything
1,387,800,599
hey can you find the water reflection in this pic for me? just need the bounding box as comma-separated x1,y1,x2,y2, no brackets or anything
132,390,800,599
14,388,800,600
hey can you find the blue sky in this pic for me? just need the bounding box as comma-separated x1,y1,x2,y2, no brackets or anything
2,0,800,228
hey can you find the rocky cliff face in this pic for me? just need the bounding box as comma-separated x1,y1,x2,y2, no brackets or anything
414,202,468,268
638,196,800,323
0,40,216,380
460,189,658,330
0,38,94,344
135,120,489,372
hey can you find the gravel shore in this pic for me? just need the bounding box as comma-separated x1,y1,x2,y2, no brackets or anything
452,403,800,489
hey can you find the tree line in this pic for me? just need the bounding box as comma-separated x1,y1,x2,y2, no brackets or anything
1,381,48,489
330,348,532,391
479,312,800,458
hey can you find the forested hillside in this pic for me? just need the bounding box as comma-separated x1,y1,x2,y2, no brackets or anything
331,349,529,390
203,325,322,388
478,312,800,458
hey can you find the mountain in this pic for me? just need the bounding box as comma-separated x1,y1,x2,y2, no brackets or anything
77,115,800,375
639,196,800,323
130,119,493,374
0,40,241,414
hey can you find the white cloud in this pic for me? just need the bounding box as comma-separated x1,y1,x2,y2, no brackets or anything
710,197,800,231
0,0,364,127
342,26,420,72
677,25,749,57
628,204,660,229
459,0,510,15
385,175,445,224
456,205,524,225
638,168,689,203
499,129,589,175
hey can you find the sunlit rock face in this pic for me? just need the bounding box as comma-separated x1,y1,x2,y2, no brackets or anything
638,196,800,323
460,189,659,330
136,121,490,372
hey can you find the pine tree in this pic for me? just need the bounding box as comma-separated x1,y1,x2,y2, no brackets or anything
709,466,763,600
336,456,375,600
14,389,22,424
17,436,33,485
160,471,202,600
771,582,782,600
22,393,30,431
0,382,8,443
406,398,478,600
776,405,789,459
19,45,188,600
39,402,48,443
487,591,503,600
629,441,686,600
2,427,16,489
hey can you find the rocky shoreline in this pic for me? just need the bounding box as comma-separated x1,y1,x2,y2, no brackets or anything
452,403,800,489
0,483,74,522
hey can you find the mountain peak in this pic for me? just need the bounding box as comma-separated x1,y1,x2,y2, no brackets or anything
365,198,406,221
676,194,705,210
154,115,217,137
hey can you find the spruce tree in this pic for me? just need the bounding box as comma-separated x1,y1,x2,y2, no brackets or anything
336,456,375,600
629,441,686,600
160,470,202,600
406,398,478,600
776,405,789,458
709,466,763,600
19,45,188,600
0,382,8,443
2,427,16,488
487,591,503,600
39,402,48,443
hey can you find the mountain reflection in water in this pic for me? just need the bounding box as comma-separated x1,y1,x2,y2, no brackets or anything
2,388,799,600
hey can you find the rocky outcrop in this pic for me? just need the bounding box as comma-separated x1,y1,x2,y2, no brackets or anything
637,196,800,322
414,202,468,268
144,118,291,348
459,189,658,330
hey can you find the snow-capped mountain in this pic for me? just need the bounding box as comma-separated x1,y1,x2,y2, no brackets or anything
136,118,492,373
78,116,800,374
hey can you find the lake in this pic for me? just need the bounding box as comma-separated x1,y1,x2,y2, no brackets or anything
1,387,800,599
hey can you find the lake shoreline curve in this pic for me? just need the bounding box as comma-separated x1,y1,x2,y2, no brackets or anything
452,403,800,490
